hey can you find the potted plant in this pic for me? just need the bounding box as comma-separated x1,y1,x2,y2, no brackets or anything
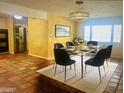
73,37,84,45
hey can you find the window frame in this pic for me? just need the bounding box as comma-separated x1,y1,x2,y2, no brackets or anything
83,24,122,43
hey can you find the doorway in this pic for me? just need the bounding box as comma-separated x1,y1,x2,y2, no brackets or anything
13,16,28,53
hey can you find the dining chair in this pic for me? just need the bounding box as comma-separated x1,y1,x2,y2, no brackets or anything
54,43,64,49
87,41,98,46
54,49,76,81
53,43,64,69
105,45,113,67
87,41,98,53
66,41,75,48
85,48,107,82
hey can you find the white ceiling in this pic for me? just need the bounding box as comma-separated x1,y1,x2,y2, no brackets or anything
0,0,122,18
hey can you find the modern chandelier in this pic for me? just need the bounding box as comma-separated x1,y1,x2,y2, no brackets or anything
69,0,89,21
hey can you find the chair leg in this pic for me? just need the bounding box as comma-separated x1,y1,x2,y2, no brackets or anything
103,65,106,72
64,66,66,82
85,65,87,76
98,67,102,82
74,64,76,76
70,65,72,70
63,66,64,71
54,64,57,76
53,64,55,69
106,59,109,68
53,63,55,69
109,58,111,65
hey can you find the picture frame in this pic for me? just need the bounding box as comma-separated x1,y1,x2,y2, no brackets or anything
55,24,70,37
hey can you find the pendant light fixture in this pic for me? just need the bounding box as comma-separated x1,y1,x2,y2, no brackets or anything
69,0,89,21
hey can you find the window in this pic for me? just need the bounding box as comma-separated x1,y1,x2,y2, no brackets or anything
84,24,122,43
92,25,112,42
113,25,121,42
84,26,90,41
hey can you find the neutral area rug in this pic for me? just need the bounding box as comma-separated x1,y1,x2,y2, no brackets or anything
37,56,118,93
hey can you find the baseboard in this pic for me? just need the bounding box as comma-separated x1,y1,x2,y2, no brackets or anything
111,56,122,59
0,52,9,54
28,53,54,61
9,52,14,54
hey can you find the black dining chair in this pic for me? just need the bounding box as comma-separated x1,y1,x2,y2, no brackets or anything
87,41,98,46
105,45,113,67
53,43,64,68
54,49,76,81
66,41,75,48
85,48,107,82
54,43,64,49
87,41,98,53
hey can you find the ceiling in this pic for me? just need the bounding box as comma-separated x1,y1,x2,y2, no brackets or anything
0,0,122,18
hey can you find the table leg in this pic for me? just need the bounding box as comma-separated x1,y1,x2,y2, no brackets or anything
81,54,83,78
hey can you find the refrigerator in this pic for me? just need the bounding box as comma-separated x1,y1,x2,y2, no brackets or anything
14,26,27,53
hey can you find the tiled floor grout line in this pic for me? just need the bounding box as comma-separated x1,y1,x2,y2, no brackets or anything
114,71,123,93
0,53,122,93
103,63,123,93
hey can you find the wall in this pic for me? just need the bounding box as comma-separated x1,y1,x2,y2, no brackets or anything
0,14,76,60
0,16,7,29
28,17,48,58
75,21,84,38
0,16,14,54
47,14,76,59
6,16,14,54
79,16,123,58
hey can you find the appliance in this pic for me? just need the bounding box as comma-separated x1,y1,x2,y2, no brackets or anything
69,0,89,21
14,26,26,52
0,29,8,53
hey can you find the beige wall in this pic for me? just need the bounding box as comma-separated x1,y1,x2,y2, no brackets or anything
0,14,76,59
0,16,14,54
47,14,76,58
111,41,123,58
28,15,76,59
6,16,14,54
28,18,48,58
75,21,83,38
0,16,7,29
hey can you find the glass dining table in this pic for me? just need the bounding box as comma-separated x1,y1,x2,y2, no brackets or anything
65,44,105,78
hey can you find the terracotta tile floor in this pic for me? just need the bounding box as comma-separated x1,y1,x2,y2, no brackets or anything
0,53,123,93
103,59,123,93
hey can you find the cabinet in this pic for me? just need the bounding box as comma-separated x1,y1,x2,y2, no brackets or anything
0,29,8,52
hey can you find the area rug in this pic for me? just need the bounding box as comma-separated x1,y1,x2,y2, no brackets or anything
37,56,118,93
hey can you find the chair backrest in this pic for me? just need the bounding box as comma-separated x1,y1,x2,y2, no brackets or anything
106,45,113,59
54,43,64,49
93,48,107,66
87,41,98,46
54,49,70,65
66,41,74,48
